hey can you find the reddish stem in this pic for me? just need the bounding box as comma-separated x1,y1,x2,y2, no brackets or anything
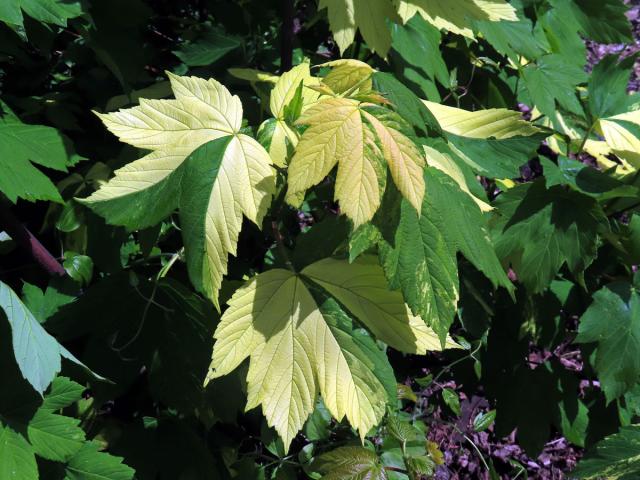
0,201,66,277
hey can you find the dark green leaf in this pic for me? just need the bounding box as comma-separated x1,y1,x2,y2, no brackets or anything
548,0,633,44
173,26,241,67
573,425,640,479
493,181,608,293
63,252,94,286
372,71,442,136
441,388,461,416
522,54,587,116
588,55,637,119
576,283,640,402
473,410,496,432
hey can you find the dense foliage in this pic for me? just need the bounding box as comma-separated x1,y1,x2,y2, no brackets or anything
2,0,640,478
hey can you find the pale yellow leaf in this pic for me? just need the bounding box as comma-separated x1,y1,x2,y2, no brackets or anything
286,97,362,201
199,134,275,310
167,72,243,133
363,110,425,213
208,267,390,449
95,73,242,151
599,110,640,167
334,119,385,227
269,63,320,118
396,0,517,38
321,59,375,94
319,0,397,57
423,101,540,139
89,73,275,310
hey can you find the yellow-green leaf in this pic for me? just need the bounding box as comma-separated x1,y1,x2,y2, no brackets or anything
207,268,389,448
319,0,398,57
302,256,460,353
598,110,640,167
286,97,385,227
363,110,425,214
396,0,517,38
423,144,492,211
321,59,374,94
270,62,320,118
228,68,279,84
287,96,426,227
180,136,275,310
263,63,321,166
83,73,275,309
423,101,540,139
207,256,453,450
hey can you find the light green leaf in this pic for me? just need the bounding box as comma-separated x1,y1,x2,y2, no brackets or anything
42,376,85,410
396,0,517,38
423,101,542,139
0,281,99,395
0,281,63,395
0,423,37,480
64,441,135,480
28,409,85,461
302,256,460,353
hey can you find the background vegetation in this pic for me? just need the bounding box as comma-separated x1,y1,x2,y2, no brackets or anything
2,1,640,479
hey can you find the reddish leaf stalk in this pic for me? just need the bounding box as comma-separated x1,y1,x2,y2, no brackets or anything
0,201,66,277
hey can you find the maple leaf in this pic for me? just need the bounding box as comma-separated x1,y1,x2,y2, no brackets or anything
286,97,425,227
207,256,457,449
396,0,517,38
80,73,275,309
319,0,399,57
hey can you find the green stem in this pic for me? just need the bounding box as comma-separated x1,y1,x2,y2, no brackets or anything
576,121,595,155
